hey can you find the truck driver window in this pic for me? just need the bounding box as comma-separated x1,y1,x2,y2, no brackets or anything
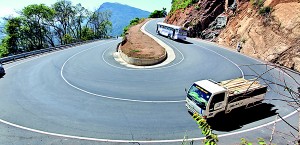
209,93,225,110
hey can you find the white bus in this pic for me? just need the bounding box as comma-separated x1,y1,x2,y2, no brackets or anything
156,22,187,41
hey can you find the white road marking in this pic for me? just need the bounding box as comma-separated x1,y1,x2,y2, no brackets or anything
193,44,245,78
102,41,185,71
103,19,185,70
108,20,176,69
60,41,185,103
0,109,298,143
0,23,298,144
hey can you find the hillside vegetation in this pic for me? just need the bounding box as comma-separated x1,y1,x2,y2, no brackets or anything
165,0,300,72
0,0,112,57
170,0,199,13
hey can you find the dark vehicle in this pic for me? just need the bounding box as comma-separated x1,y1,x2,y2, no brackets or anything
0,64,5,77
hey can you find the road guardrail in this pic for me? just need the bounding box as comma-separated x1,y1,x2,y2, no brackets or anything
0,39,105,64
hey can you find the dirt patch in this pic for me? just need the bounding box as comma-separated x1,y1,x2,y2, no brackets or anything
265,0,299,7
120,19,166,59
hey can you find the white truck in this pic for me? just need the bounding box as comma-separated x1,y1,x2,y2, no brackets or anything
185,78,268,119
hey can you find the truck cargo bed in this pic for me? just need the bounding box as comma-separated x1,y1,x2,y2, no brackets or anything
218,78,265,96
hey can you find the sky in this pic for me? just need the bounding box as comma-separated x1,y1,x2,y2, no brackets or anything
0,0,172,18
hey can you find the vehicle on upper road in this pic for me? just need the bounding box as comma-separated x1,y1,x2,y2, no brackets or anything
0,63,5,77
156,22,187,41
185,78,268,119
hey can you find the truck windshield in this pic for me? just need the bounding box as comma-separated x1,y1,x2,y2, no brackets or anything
187,84,212,110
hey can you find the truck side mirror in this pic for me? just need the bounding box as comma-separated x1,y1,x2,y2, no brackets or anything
185,88,187,93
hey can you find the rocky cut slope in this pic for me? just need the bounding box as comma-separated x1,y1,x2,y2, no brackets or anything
217,0,300,71
165,0,300,72
165,0,228,38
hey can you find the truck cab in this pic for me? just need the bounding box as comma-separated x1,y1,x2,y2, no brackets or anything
186,80,227,118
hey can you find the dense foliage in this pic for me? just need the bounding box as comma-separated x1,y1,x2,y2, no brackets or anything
148,8,167,18
0,0,112,57
259,6,272,15
170,0,199,13
192,113,218,145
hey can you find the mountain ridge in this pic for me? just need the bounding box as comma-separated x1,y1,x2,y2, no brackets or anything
98,2,150,36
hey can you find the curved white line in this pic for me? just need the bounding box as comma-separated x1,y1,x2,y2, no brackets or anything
102,19,185,71
102,41,185,71
60,41,185,103
0,23,298,144
109,20,177,69
0,118,196,143
0,109,298,143
194,44,244,78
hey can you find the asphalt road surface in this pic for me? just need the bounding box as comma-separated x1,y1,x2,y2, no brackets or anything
0,19,299,145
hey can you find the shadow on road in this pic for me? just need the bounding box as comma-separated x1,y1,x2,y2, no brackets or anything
207,103,277,131
174,39,193,44
157,34,193,44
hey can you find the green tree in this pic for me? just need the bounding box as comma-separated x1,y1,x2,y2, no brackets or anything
62,34,74,44
52,0,75,44
81,27,94,41
73,3,89,40
0,36,9,57
98,20,112,38
22,4,55,49
2,17,22,54
86,10,112,39
149,8,167,18
122,17,142,36
129,17,140,25
1,1,112,56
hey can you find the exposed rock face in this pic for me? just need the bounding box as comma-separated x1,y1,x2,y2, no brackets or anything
217,1,300,72
165,0,228,37
264,0,299,7
165,0,300,72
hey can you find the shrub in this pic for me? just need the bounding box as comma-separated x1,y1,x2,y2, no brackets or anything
250,0,264,7
195,5,200,10
122,18,146,36
170,0,199,13
149,8,167,18
192,113,218,145
62,34,74,44
0,37,9,57
241,38,247,43
259,6,272,15
131,49,140,53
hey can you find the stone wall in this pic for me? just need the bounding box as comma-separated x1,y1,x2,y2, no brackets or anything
118,45,167,66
